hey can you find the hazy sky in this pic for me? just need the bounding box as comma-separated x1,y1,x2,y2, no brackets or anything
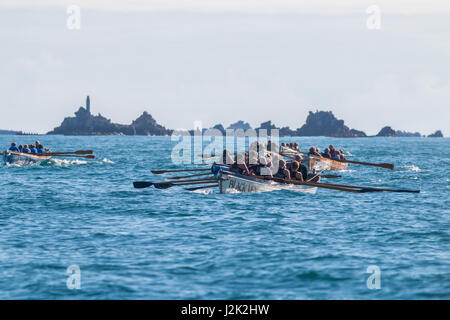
0,1,449,135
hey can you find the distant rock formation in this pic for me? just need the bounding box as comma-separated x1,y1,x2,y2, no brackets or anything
227,120,252,131
256,121,279,136
131,111,171,136
47,96,171,136
428,130,443,137
395,130,421,137
376,126,425,137
297,111,366,137
0,129,21,135
376,126,397,137
211,124,226,135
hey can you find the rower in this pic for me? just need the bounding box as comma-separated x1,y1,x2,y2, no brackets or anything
29,145,38,154
329,145,340,160
222,149,234,165
309,147,321,157
230,153,251,176
18,145,23,153
36,144,45,154
321,148,331,158
22,145,30,153
8,142,20,152
289,160,305,182
274,159,291,180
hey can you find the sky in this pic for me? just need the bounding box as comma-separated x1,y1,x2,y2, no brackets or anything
0,1,449,136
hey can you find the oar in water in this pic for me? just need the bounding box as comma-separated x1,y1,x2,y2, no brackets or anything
134,177,217,189
251,175,419,193
151,168,211,174
285,179,419,193
44,150,93,156
307,181,420,193
168,172,213,180
154,178,217,189
186,184,219,191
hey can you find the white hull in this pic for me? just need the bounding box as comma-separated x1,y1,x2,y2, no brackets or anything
218,171,317,194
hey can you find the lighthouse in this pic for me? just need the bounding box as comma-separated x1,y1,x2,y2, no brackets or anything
86,95,91,114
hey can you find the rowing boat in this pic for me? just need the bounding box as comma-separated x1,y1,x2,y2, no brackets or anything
3,150,51,165
280,148,348,171
211,165,317,194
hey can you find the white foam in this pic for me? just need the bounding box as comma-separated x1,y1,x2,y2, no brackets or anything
101,158,115,164
402,165,422,172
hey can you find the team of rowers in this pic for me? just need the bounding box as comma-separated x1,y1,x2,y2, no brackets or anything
8,141,50,154
219,141,343,183
280,142,346,161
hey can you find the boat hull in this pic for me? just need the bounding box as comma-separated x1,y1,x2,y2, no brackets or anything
218,171,317,194
3,151,51,165
303,156,348,171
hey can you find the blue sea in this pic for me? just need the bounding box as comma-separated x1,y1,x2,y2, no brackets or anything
0,135,449,299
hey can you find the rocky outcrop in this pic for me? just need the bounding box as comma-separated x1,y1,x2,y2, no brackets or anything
395,130,421,137
47,98,171,136
227,120,252,131
296,111,366,137
0,130,21,135
376,126,424,137
131,111,172,136
256,121,279,136
428,130,443,137
376,126,397,137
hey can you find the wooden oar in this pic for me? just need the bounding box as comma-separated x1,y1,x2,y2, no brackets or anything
168,172,213,180
282,151,394,170
306,181,420,193
151,168,211,174
186,184,219,191
338,159,394,170
154,178,217,189
321,174,341,179
250,175,418,193
44,150,93,156
134,177,217,189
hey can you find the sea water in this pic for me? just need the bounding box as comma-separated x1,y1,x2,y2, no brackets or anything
0,135,448,299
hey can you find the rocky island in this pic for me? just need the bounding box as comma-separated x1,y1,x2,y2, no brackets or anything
47,97,444,137
47,96,171,136
428,130,443,137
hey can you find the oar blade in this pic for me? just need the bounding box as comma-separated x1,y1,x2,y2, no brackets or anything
74,150,93,155
133,181,153,189
380,163,394,170
153,182,174,189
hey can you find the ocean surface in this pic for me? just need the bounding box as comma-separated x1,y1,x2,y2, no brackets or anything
0,135,449,299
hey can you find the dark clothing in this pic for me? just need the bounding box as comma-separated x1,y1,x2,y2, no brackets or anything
230,163,244,175
275,168,289,180
299,164,308,181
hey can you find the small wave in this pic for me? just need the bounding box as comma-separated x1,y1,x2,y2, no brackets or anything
43,158,87,166
401,165,422,172
100,158,115,164
191,188,215,194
